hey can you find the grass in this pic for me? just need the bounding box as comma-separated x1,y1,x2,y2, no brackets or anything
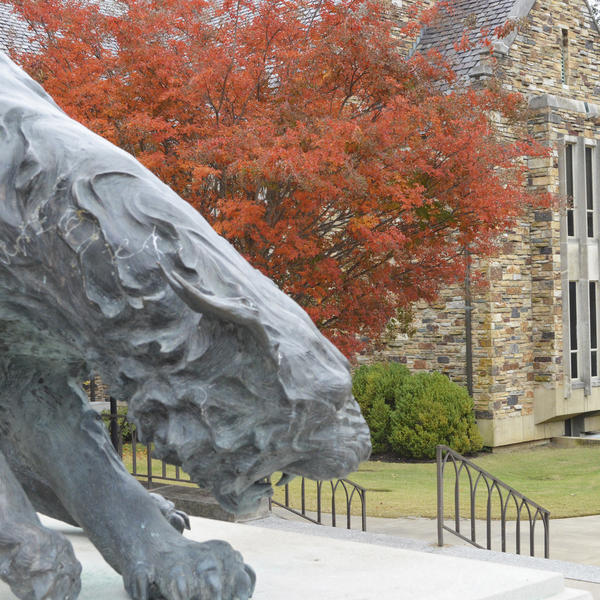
121,445,600,520
269,446,600,519
122,445,193,486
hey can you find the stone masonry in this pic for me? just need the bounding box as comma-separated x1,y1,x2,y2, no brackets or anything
368,0,600,447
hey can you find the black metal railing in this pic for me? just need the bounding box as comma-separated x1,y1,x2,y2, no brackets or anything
269,476,367,532
130,428,191,488
436,445,550,558
103,402,193,487
103,398,367,531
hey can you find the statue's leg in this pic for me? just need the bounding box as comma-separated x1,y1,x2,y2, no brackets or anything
3,368,254,600
0,445,79,526
0,448,81,600
2,445,191,534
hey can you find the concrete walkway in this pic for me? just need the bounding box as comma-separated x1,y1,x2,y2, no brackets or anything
267,509,600,599
367,514,600,599
365,514,600,566
270,509,600,566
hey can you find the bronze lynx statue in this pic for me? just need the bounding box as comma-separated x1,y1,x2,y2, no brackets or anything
0,52,371,600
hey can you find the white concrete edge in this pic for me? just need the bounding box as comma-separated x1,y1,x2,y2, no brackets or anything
250,515,600,585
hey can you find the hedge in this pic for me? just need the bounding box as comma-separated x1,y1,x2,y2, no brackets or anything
353,363,483,459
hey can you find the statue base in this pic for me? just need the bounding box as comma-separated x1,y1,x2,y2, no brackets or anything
0,515,590,599
149,484,270,521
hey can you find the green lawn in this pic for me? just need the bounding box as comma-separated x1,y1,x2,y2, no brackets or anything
122,445,600,520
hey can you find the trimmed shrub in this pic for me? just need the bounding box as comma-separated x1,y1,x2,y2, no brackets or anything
352,362,411,454
353,364,483,459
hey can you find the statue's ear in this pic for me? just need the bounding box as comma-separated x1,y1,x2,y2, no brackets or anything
160,266,267,341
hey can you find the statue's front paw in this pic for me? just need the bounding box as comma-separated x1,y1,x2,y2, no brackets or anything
123,539,255,600
0,524,81,600
149,493,191,534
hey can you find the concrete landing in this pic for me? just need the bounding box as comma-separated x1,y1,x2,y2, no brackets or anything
0,515,592,600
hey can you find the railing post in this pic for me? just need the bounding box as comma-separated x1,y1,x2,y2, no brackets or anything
132,428,137,475
331,482,337,528
109,397,120,454
347,491,351,530
437,445,444,547
487,495,492,550
501,505,507,553
544,514,550,559
361,490,367,532
146,442,153,489
317,481,322,524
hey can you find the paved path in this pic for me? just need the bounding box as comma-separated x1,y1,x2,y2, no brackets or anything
367,514,600,598
271,509,600,566
365,514,600,566
267,509,600,599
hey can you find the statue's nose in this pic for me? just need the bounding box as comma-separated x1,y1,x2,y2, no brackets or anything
311,365,354,411
284,395,371,481
337,400,372,464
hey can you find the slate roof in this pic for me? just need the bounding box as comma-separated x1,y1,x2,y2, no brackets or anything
0,0,597,74
0,0,125,55
412,0,518,82
0,3,37,54
412,0,599,83
0,0,317,57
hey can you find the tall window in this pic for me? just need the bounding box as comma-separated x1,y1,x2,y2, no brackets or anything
561,29,569,85
570,281,578,379
591,282,598,378
587,146,594,237
566,143,575,236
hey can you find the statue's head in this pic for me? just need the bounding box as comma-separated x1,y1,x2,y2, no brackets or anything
0,50,372,516
126,265,371,516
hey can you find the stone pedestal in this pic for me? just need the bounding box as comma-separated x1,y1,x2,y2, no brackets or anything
150,484,269,521
0,515,591,599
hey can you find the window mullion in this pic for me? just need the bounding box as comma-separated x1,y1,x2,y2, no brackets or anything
590,282,598,378
586,146,594,237
576,138,591,393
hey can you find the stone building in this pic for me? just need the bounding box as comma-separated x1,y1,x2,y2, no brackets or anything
374,0,600,448
1,0,600,446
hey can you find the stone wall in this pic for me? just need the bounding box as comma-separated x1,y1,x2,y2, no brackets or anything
369,0,600,447
83,375,111,403
386,0,437,59
494,0,600,101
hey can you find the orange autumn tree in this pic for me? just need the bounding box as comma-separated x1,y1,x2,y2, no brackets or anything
11,0,548,355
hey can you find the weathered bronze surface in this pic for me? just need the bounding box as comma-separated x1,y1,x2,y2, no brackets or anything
0,52,371,599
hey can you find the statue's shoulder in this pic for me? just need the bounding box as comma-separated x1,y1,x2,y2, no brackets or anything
0,52,64,116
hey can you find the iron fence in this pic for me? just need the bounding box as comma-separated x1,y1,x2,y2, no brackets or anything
436,445,550,558
102,397,367,531
269,476,368,532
